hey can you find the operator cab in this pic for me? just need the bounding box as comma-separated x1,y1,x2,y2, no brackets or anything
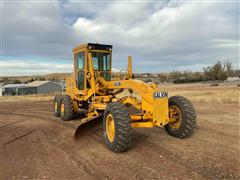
73,43,112,91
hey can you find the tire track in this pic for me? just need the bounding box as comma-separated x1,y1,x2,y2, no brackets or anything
1,111,80,130
2,100,239,179
40,127,108,179
142,140,240,179
0,120,25,129
3,130,36,146
90,128,239,179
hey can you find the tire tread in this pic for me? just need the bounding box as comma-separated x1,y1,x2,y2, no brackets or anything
60,95,74,121
165,96,196,138
103,102,133,152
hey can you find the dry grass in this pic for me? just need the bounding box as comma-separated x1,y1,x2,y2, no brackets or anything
0,94,54,102
1,83,239,104
169,89,238,104
121,82,239,104
160,83,239,104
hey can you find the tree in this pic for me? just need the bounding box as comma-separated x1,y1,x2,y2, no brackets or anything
158,74,168,82
2,77,9,84
29,78,34,82
37,77,45,81
170,71,182,83
224,61,233,77
182,71,193,82
12,80,22,84
203,61,231,81
193,72,203,82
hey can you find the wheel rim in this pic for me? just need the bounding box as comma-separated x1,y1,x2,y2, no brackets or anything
54,102,58,112
106,114,115,142
61,103,65,115
169,105,182,129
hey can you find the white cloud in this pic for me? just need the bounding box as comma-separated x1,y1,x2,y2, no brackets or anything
1,60,72,76
72,2,237,47
73,17,103,33
2,1,239,75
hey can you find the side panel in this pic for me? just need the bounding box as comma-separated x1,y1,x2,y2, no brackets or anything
37,82,62,94
104,79,169,127
153,98,169,126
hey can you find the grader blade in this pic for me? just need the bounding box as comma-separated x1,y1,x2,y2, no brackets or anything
74,116,102,140
56,115,102,138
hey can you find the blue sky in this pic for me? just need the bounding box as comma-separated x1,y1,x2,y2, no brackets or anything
1,0,239,76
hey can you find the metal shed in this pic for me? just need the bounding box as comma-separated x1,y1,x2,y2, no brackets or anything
3,84,37,96
3,81,62,96
27,81,62,94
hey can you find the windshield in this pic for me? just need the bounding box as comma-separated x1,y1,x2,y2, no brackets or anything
92,52,111,71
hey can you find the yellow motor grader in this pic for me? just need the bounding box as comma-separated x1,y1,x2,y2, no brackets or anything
54,43,196,152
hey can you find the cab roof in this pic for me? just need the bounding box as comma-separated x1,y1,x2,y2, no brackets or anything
73,43,113,52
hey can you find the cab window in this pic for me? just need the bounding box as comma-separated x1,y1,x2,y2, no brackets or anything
92,52,110,71
77,52,85,69
76,52,85,90
77,71,84,90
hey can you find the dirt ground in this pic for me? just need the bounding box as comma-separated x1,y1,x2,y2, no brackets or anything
0,84,239,179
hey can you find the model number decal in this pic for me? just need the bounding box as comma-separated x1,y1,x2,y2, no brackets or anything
153,92,168,99
114,82,121,86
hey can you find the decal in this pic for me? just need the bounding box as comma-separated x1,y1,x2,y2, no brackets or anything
114,82,121,86
153,92,168,99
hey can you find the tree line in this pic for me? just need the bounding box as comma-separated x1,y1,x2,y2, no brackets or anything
1,61,239,85
169,61,239,84
1,77,46,85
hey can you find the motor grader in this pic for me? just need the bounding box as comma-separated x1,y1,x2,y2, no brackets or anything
54,43,196,152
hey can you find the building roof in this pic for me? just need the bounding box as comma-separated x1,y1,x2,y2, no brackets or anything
27,81,61,87
3,81,61,88
3,84,26,88
27,81,50,86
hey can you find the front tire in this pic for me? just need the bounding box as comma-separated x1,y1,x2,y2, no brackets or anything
103,102,133,153
54,95,61,117
165,96,196,138
60,95,74,121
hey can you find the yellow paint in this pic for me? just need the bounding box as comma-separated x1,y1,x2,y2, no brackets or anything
106,114,115,142
87,53,96,94
131,121,154,128
103,96,111,103
91,103,107,110
122,96,141,110
130,115,142,121
61,103,65,115
153,97,169,127
103,79,169,127
72,101,79,113
143,112,152,120
168,105,182,129
54,102,58,113
64,43,171,129
87,109,99,119
127,56,132,79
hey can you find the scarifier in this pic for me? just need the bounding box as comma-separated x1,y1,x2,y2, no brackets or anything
54,43,197,152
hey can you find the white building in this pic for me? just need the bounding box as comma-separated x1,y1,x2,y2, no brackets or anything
0,83,4,96
225,77,240,82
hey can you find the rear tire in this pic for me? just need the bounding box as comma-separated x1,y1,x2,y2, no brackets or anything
54,95,61,117
60,95,74,121
165,96,196,138
103,102,133,153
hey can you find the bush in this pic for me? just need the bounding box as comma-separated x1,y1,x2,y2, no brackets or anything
12,80,22,84
210,83,219,86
